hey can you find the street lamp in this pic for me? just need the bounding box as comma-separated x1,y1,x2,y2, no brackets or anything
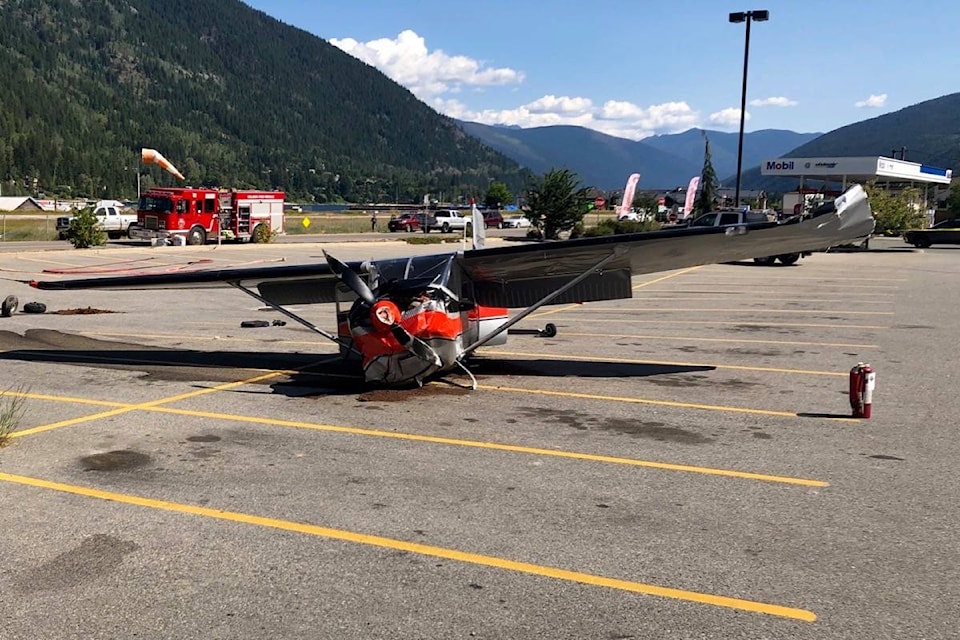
729,9,768,208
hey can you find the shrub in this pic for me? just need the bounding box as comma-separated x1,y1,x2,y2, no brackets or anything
253,223,278,243
66,206,106,248
0,386,28,447
583,219,662,237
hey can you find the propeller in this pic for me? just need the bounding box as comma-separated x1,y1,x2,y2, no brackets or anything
326,251,441,368
324,250,376,305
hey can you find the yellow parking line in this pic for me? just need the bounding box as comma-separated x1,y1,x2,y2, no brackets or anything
631,266,704,291
692,274,906,282
570,308,895,315
481,384,858,422
486,350,848,377
0,471,816,621
560,331,878,349
556,318,890,329
638,290,894,298
0,388,827,485
529,268,704,320
11,371,286,439
143,405,827,486
672,281,899,289
632,297,892,304
87,331,335,347
0,390,126,408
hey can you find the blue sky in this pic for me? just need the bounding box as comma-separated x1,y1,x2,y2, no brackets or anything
243,0,959,141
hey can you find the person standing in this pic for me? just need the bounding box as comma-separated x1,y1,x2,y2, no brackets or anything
370,212,378,232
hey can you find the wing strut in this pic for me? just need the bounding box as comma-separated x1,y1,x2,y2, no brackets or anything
461,248,624,356
227,281,351,350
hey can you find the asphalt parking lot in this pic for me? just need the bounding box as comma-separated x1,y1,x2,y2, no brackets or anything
0,237,958,639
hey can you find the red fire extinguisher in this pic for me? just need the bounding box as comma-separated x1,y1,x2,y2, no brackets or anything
849,363,876,418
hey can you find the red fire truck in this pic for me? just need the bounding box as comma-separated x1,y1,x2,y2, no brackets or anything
129,187,285,245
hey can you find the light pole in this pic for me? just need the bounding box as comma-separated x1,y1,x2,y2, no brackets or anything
729,9,768,208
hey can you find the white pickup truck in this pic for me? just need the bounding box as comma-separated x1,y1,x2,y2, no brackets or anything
423,209,471,233
687,209,809,265
57,200,138,240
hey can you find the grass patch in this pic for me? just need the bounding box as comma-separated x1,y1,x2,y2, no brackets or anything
403,236,463,245
0,217,60,241
285,214,381,235
0,385,28,447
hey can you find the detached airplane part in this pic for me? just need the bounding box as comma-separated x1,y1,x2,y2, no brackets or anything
141,148,185,180
27,184,876,388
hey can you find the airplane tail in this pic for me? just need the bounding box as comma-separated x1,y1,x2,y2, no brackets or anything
619,173,640,218
141,148,185,180
471,200,486,249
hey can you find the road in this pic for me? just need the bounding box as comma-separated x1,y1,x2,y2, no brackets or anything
0,237,957,639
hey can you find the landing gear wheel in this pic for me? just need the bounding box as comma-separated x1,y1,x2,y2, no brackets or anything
2,295,19,317
187,226,207,245
23,301,46,314
777,253,800,265
540,323,557,338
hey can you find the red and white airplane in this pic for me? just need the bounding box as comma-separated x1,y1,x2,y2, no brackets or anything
27,185,875,388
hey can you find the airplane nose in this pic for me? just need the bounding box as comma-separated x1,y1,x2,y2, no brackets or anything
370,300,401,331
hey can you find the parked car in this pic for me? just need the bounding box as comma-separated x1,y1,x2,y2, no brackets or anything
903,218,960,247
502,214,531,229
423,209,470,233
387,212,422,232
482,211,504,229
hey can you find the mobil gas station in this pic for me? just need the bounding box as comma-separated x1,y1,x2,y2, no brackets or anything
761,155,954,222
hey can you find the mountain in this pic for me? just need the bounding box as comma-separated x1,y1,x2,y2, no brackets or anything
0,0,527,202
457,121,819,191
737,93,960,190
644,128,821,183
456,121,699,190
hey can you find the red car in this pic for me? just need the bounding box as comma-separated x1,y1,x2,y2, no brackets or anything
482,211,504,229
387,212,422,232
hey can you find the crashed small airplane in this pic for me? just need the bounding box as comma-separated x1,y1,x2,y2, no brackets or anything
27,185,875,388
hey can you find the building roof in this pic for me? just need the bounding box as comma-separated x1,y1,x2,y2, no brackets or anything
761,156,953,185
0,196,44,212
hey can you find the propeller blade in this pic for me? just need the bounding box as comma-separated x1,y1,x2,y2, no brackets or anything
324,250,376,305
390,325,441,366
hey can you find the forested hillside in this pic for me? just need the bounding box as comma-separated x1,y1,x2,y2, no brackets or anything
457,121,698,190
0,0,527,202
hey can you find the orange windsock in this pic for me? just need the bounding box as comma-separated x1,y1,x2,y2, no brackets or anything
141,148,185,180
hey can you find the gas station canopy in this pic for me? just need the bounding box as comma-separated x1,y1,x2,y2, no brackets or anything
761,156,953,187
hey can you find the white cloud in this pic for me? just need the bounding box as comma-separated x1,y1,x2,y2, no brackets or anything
453,98,699,140
855,93,887,108
525,95,594,115
330,30,524,99
708,107,750,126
749,96,798,107
330,30,720,139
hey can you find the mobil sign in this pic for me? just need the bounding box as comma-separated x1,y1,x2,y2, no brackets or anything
764,160,795,172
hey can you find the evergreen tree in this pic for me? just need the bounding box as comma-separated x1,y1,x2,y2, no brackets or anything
695,133,720,214
524,168,592,240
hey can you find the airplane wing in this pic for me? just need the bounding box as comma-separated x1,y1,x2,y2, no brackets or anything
29,261,344,305
29,185,874,310
458,184,875,307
